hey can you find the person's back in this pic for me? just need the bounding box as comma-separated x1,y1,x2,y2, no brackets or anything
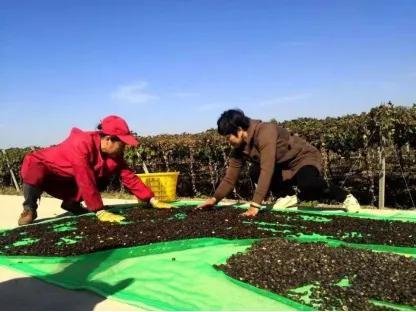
24,128,100,179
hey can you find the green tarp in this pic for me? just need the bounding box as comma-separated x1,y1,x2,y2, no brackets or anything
0,238,311,310
1,201,416,310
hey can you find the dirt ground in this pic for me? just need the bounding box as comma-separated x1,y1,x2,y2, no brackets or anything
0,194,139,310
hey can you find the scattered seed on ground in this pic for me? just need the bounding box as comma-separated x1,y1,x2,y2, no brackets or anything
215,238,416,310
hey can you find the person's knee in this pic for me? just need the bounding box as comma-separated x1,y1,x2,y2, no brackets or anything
297,178,326,193
61,201,88,215
297,183,322,200
296,170,326,200
21,158,48,187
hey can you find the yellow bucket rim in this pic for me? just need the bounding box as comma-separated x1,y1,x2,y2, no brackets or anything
136,172,180,177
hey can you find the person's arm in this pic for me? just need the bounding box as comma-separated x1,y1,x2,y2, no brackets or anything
119,161,174,208
251,124,278,205
213,156,243,203
69,140,104,212
242,124,278,217
119,161,154,201
68,137,126,221
197,155,243,209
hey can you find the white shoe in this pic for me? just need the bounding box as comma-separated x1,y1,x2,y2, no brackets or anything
343,194,360,212
273,195,298,209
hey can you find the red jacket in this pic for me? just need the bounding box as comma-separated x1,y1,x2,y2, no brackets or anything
21,128,154,211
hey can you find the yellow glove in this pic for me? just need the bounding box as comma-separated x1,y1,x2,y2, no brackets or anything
96,210,125,223
150,197,174,209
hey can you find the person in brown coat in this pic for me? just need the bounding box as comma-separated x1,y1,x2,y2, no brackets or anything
197,109,360,217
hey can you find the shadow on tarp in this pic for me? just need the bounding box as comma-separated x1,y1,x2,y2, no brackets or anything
0,248,134,310
0,238,311,311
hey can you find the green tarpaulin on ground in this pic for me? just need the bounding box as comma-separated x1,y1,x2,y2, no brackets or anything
1,201,416,310
0,238,312,310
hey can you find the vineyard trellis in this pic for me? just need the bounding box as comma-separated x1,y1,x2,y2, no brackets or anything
1,104,415,208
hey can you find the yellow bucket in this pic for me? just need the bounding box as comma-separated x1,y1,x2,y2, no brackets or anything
136,172,180,202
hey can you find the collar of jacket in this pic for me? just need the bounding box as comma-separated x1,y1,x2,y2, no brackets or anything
93,131,105,169
242,119,262,155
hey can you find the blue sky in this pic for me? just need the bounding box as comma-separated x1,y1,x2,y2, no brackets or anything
1,0,415,148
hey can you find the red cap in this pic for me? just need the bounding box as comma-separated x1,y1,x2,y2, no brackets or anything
100,115,138,146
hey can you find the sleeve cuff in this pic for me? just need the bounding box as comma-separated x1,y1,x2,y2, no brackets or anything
250,202,263,209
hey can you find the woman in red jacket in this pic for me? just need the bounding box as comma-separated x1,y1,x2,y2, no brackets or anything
19,115,170,225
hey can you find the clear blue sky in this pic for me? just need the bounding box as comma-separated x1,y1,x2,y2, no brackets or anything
1,0,415,148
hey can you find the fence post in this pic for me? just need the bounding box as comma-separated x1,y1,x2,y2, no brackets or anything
378,148,385,209
1,149,21,192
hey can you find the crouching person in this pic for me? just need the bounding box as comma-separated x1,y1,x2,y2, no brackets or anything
19,115,171,225
197,109,360,217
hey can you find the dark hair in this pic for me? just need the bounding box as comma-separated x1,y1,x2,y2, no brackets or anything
217,109,250,136
97,123,120,142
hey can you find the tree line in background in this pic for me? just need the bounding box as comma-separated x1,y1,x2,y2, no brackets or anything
1,103,415,208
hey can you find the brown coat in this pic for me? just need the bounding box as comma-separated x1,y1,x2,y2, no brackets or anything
213,119,322,204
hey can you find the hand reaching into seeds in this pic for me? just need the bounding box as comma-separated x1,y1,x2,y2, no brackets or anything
241,206,259,217
96,210,125,223
195,197,217,210
150,197,174,209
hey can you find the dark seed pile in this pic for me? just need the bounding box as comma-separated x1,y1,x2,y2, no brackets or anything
259,211,416,247
1,206,416,310
0,206,269,256
216,238,416,310
0,206,415,257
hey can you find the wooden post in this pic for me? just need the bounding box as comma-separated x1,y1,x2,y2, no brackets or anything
378,148,385,209
136,151,149,173
1,149,20,192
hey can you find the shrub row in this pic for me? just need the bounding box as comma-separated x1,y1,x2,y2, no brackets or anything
1,104,415,208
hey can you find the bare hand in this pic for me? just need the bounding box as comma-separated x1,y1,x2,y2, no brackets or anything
195,197,217,210
241,206,259,217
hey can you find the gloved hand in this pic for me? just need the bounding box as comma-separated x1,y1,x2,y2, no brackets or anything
96,210,125,223
150,197,174,209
